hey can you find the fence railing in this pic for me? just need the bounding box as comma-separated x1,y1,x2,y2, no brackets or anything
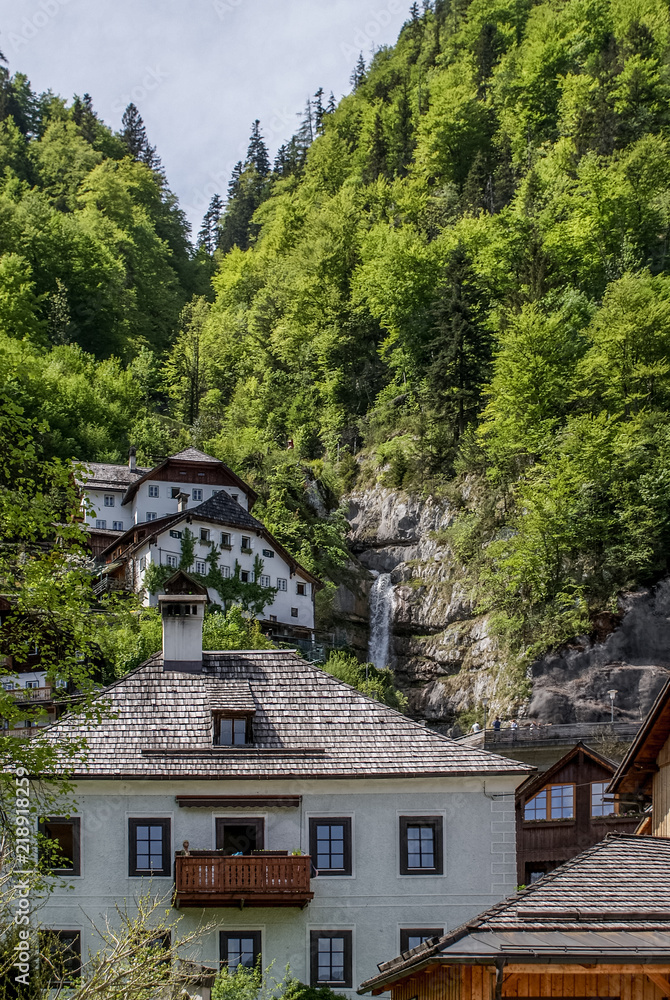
174,854,313,907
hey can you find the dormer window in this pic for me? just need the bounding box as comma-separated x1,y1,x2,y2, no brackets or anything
215,715,252,746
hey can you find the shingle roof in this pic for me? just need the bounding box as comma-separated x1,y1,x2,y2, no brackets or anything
185,491,263,532
360,836,670,992
76,461,151,490
609,677,670,795
171,448,221,463
32,650,531,781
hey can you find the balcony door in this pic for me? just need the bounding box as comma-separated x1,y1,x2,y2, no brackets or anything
216,818,264,855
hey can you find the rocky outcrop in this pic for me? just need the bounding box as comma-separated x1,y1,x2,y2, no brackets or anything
334,487,670,729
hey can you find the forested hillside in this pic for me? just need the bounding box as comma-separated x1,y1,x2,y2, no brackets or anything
3,0,670,687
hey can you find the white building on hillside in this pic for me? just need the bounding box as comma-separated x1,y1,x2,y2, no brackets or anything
99,490,319,636
34,602,531,995
78,447,255,542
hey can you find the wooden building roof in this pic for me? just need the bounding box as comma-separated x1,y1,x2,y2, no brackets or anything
120,448,257,507
515,741,616,803
609,679,670,796
29,650,531,781
359,835,670,993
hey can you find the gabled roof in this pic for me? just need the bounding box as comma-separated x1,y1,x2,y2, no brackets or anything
75,461,151,490
31,650,532,781
609,678,670,795
516,742,616,803
360,835,670,992
100,494,321,587
121,449,256,507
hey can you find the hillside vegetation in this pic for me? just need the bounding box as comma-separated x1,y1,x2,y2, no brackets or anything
3,0,670,675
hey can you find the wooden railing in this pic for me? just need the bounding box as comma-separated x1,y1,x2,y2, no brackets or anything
174,854,313,908
9,686,53,702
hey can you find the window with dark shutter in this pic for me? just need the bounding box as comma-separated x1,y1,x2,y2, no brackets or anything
309,818,352,875
310,931,352,988
128,818,171,876
399,816,443,875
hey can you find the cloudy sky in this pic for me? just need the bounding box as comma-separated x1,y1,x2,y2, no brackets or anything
2,0,409,235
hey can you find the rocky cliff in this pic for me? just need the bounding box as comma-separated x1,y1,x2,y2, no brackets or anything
334,488,670,731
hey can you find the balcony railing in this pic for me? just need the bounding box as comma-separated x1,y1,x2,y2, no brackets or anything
174,853,313,908
8,686,53,703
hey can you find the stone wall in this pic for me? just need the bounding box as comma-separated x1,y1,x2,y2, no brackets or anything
334,488,670,729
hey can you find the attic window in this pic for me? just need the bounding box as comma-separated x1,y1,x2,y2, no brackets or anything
524,784,575,821
215,715,252,746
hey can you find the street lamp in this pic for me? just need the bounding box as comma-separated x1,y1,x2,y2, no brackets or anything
607,689,617,724
482,697,489,731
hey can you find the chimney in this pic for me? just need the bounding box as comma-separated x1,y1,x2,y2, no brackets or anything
158,594,207,672
129,446,137,472
177,491,189,512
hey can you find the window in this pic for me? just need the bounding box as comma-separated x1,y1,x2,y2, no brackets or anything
39,818,81,875
259,575,271,588
240,570,250,583
148,485,159,498
212,489,221,497
95,519,106,529
171,487,181,499
146,512,157,521
104,494,115,507
139,556,147,572
291,608,298,618
524,784,575,821
216,818,264,853
112,520,124,531
220,931,261,970
262,548,274,558
221,565,231,578
231,493,239,502
297,583,306,596
40,930,81,983
216,716,251,746
25,679,39,689
221,532,231,547
166,555,178,568
200,528,210,542
591,781,616,817
269,615,277,622
310,931,352,988
277,578,287,591
169,529,182,539
128,818,171,876
195,560,207,574
192,489,203,501
241,536,251,551
399,816,443,875
309,818,352,875
400,929,443,953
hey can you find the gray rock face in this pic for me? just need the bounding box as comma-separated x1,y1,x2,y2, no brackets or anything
335,488,670,726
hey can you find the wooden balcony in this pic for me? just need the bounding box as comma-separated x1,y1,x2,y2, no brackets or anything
9,686,53,703
174,853,314,908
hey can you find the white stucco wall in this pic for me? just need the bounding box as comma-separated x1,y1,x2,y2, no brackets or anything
136,519,315,630
130,481,249,524
37,774,519,993
81,488,127,530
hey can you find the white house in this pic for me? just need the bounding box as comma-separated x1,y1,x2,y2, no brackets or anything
78,447,255,536
34,601,531,994
98,489,319,637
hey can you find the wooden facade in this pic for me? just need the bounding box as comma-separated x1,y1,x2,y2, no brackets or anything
652,732,670,837
384,964,670,1000
516,744,640,883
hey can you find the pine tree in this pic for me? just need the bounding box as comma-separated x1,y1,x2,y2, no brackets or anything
246,120,270,176
326,92,337,115
121,103,161,171
365,111,389,183
297,99,314,147
197,193,223,255
409,2,420,21
395,86,414,176
350,53,366,91
313,87,325,134
72,93,98,144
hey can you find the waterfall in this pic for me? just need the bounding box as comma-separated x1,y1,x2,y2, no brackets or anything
368,572,394,669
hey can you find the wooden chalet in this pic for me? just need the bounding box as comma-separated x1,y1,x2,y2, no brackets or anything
608,678,670,836
516,742,641,884
359,835,670,1000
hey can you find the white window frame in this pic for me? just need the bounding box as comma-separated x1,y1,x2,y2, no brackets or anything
277,578,287,592
192,489,203,502
148,485,159,498
112,520,124,531
146,512,157,521
166,554,178,569
96,519,107,530
103,495,115,507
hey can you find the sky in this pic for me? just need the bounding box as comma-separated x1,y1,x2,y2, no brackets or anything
1,0,410,236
